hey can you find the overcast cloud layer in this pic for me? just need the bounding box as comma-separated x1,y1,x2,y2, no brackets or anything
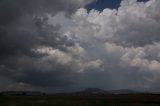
0,0,160,92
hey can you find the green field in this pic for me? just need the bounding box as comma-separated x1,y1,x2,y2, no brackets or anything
0,94,160,106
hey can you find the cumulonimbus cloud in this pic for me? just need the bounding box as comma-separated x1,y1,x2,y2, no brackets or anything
0,0,160,92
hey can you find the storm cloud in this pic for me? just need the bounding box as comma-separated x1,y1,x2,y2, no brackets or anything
0,0,160,92
0,0,93,91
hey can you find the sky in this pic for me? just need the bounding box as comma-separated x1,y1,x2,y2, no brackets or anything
86,0,121,11
86,0,149,11
0,0,160,92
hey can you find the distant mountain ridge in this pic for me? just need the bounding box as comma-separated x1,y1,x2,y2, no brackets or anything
75,88,139,95
78,88,107,94
0,88,149,96
109,89,138,94
0,91,45,96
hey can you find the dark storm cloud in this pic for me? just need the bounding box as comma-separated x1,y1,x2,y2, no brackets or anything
0,0,94,90
0,54,77,87
0,0,89,27
1,0,160,92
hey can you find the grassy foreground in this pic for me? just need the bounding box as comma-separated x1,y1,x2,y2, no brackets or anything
0,94,160,106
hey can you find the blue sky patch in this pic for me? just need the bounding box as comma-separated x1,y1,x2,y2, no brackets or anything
86,0,149,11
